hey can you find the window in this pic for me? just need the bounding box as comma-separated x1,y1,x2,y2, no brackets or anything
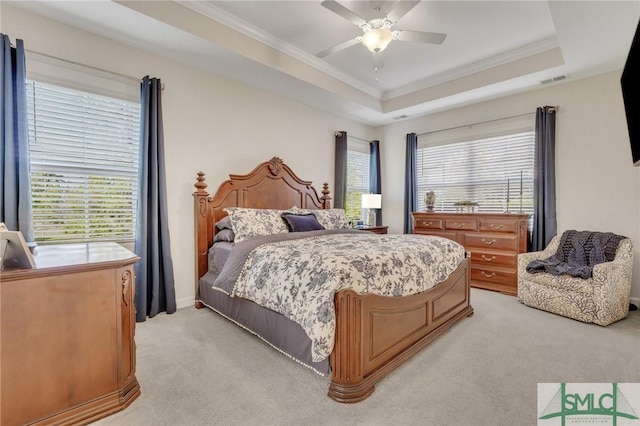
345,139,370,223
26,81,141,243
416,123,535,218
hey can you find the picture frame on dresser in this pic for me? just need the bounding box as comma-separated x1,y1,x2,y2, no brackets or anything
0,230,35,271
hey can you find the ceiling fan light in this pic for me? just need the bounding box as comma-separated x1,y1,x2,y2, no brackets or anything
361,28,393,53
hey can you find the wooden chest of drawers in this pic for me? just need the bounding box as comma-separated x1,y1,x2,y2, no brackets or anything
1,242,140,426
412,212,529,295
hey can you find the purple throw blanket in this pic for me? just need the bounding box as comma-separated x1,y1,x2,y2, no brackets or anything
526,230,625,279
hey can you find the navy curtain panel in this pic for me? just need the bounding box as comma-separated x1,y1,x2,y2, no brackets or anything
0,34,35,246
334,131,348,209
403,133,418,234
531,106,557,251
135,76,176,322
370,140,382,226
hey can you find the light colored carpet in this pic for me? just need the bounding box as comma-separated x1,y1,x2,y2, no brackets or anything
94,289,640,426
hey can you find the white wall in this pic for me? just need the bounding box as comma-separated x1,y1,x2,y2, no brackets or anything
2,5,374,309
380,72,640,299
5,5,639,303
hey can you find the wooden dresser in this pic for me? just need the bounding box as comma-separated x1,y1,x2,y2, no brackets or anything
1,242,140,426
412,212,529,295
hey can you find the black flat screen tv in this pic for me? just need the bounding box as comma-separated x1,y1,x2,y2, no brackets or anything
621,20,640,166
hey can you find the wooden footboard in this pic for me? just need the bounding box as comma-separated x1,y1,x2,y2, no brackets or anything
329,257,472,403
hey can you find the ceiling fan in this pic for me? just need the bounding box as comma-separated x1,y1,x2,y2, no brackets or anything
317,0,447,70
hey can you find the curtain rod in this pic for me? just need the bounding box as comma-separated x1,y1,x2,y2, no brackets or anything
417,110,552,137
335,131,372,143
25,49,141,84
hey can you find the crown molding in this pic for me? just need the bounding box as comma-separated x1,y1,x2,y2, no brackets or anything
384,37,561,100
178,2,561,109
178,0,383,99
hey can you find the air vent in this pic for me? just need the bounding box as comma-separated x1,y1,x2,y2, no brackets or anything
393,115,409,120
541,75,567,85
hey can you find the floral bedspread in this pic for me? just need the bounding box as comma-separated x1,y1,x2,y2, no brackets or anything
229,232,465,362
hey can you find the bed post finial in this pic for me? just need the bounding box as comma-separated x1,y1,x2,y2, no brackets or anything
194,172,208,195
321,182,332,209
193,172,210,307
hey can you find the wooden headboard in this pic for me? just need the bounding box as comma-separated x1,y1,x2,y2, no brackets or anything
193,157,331,296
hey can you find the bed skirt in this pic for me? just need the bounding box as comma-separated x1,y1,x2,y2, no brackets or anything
198,272,330,374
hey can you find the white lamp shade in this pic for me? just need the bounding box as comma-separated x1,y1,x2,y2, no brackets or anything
362,194,382,209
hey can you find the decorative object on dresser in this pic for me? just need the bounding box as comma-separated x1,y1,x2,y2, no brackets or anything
424,191,436,211
194,157,472,403
413,212,528,295
0,230,35,270
1,242,140,426
361,193,382,226
453,200,479,213
357,225,388,234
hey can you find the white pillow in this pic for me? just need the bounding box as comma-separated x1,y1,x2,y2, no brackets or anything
224,207,289,243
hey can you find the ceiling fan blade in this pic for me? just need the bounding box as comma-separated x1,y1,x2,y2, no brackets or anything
372,52,385,70
386,0,420,23
395,30,447,45
374,1,397,17
316,38,360,58
321,0,367,26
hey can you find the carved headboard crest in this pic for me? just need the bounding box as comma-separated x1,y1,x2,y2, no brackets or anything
268,157,284,176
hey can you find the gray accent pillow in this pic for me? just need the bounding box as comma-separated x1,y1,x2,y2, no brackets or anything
216,216,232,230
281,213,325,232
289,207,349,230
214,228,235,243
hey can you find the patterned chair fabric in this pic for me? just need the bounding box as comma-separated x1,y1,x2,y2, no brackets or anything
517,235,633,326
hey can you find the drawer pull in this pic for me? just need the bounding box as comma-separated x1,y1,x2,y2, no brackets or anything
482,238,496,245
422,221,433,227
490,224,504,230
481,255,496,262
481,271,496,278
454,222,466,228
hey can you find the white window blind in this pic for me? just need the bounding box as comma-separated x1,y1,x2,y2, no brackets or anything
416,131,535,215
345,139,370,223
26,81,141,243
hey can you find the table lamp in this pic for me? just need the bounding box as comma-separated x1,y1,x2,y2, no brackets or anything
361,194,382,226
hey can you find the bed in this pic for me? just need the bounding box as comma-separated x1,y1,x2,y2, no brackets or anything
193,157,473,403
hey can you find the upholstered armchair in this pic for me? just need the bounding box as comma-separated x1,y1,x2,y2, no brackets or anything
517,234,633,326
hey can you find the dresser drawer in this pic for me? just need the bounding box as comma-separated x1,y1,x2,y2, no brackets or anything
471,266,516,287
468,249,517,268
444,218,477,231
477,218,519,233
463,233,518,251
414,217,444,230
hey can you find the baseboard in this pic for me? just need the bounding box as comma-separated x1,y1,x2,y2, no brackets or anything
630,297,639,310
176,296,195,310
